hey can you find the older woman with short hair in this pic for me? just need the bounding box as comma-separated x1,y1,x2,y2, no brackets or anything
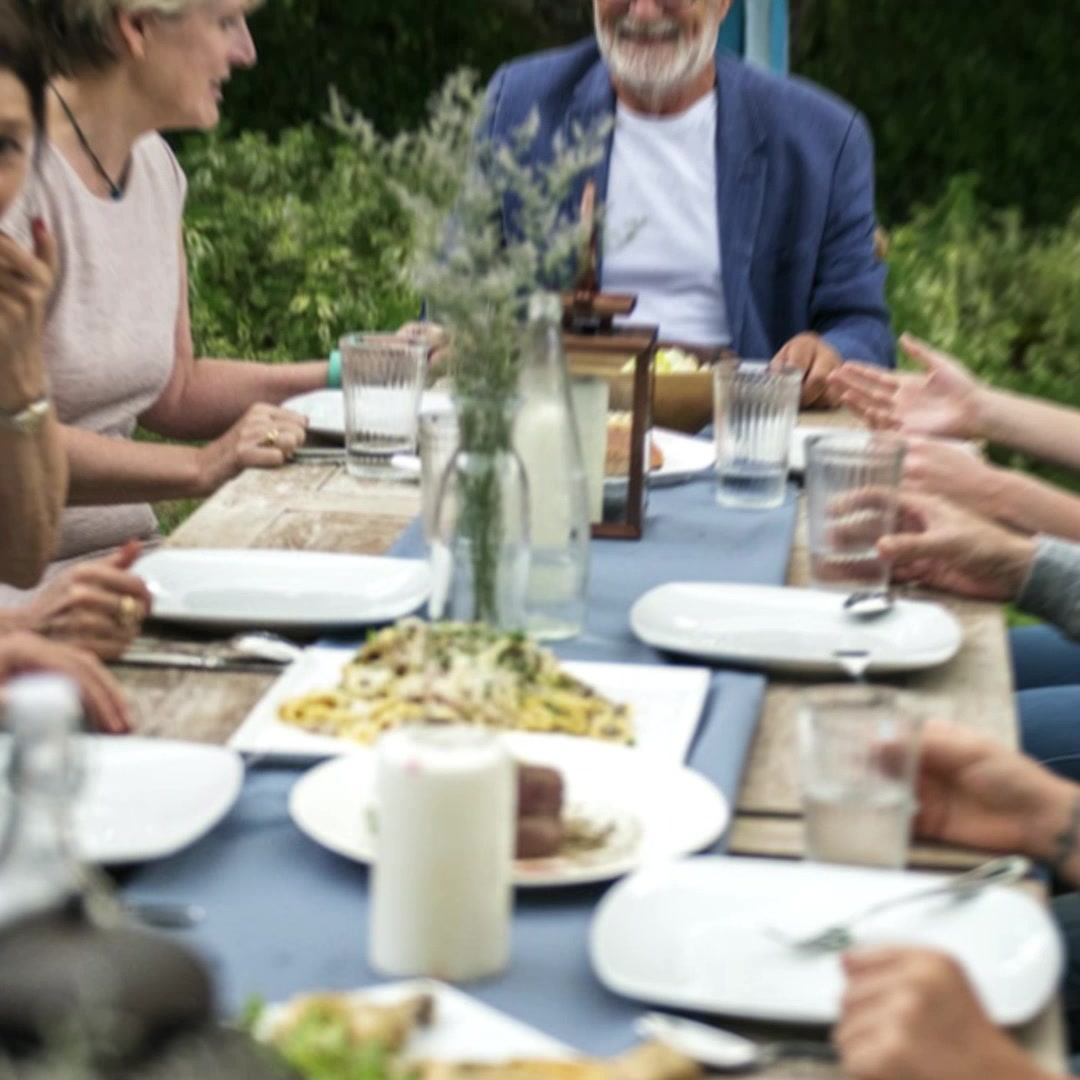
0,0,332,597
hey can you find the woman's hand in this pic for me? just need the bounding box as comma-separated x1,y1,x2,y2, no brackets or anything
195,401,308,495
902,436,1007,520
0,218,56,410
18,541,152,660
397,321,451,369
829,333,986,439
0,630,130,734
836,947,1049,1080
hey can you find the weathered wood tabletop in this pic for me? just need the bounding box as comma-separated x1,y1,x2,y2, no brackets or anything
114,421,1066,1075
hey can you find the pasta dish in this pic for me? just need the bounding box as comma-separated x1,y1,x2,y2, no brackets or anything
278,619,634,745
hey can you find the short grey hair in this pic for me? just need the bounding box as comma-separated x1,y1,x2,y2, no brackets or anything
25,0,236,76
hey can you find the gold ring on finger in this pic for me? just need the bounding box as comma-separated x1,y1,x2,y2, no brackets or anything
116,595,140,630
260,428,280,449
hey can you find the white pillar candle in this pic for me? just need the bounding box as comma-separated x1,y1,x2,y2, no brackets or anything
569,376,610,525
369,726,515,981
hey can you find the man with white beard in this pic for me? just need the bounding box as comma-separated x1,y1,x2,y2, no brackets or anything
479,0,894,406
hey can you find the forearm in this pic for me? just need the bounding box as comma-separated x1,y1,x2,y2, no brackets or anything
0,414,67,589
1017,536,1080,641
989,470,1080,541
61,424,209,504
978,387,1080,469
142,359,327,441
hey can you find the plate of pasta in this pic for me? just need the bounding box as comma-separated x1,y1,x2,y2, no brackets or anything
228,620,711,765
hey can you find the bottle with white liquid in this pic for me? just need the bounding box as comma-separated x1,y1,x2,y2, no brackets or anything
369,726,515,981
514,291,592,640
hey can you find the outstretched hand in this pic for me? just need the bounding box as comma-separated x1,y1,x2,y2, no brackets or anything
829,333,985,438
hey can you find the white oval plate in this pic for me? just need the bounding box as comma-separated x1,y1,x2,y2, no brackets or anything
590,856,1063,1027
73,736,243,864
630,582,963,675
284,389,451,441
135,549,430,632
288,732,729,888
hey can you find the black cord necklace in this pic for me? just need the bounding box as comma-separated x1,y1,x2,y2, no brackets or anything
50,85,124,200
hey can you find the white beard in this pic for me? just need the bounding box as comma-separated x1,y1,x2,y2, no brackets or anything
595,9,720,107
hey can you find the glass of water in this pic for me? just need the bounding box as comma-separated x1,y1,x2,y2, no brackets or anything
340,333,426,479
713,360,802,509
798,686,923,869
805,433,906,594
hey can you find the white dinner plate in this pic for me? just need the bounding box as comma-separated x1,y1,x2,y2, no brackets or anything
229,646,711,765
73,736,243,864
258,979,571,1061
283,388,452,441
288,732,729,888
630,582,963,675
590,856,1063,1027
606,428,715,495
135,549,431,632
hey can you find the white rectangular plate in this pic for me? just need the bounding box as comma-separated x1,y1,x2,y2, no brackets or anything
631,582,963,675
229,646,711,765
260,979,572,1061
73,736,243,864
591,856,1062,1027
135,549,430,632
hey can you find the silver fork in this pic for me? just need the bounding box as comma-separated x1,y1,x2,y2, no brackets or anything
766,855,1030,952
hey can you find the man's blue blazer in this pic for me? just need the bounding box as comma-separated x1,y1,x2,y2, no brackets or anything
480,39,894,367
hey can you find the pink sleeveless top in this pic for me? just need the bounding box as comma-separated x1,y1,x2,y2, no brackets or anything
0,134,185,602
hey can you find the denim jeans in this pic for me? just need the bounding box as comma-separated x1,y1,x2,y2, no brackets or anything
1013,625,1080,784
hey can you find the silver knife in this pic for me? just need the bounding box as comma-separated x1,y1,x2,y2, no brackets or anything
116,650,283,674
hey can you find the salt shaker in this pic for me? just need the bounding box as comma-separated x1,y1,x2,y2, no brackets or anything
369,725,515,981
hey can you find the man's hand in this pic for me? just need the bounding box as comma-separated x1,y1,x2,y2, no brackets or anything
836,947,1049,1080
912,720,1076,866
878,492,1035,601
828,333,986,438
397,322,451,369
772,332,843,408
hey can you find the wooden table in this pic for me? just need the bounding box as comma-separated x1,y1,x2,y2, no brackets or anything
115,447,1067,1075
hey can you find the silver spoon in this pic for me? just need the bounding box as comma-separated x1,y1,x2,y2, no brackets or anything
636,1013,836,1072
226,632,304,665
843,591,894,620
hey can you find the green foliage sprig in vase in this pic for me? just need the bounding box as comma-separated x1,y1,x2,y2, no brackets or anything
333,73,611,625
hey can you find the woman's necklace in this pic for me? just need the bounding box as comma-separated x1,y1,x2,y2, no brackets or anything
49,85,124,200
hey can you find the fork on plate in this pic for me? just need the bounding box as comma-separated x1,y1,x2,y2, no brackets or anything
766,855,1030,952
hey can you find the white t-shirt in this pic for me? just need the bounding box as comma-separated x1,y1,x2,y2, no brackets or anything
601,94,731,346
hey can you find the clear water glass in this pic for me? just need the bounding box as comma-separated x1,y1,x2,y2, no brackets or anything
713,361,802,509
340,333,426,479
799,686,923,869
805,433,906,593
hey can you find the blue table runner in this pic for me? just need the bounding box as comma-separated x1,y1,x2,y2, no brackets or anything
125,479,799,1055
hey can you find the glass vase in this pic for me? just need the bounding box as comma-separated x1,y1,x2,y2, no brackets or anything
429,400,530,629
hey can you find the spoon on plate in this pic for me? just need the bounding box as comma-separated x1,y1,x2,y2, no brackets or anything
843,590,894,621
636,1013,836,1072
